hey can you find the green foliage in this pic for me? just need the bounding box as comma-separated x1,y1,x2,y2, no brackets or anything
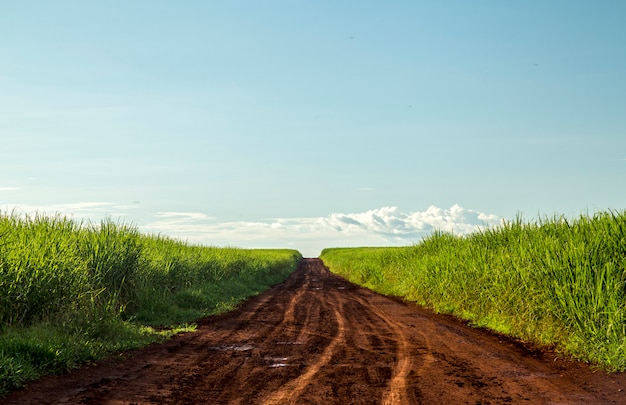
320,210,626,371
80,220,143,311
134,241,300,325
0,214,85,327
0,211,301,396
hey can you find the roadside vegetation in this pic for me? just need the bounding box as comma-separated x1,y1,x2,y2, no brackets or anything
0,212,301,396
320,210,626,371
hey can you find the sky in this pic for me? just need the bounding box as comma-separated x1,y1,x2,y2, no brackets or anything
1,1,625,257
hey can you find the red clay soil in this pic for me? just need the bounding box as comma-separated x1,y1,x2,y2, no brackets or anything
4,258,626,404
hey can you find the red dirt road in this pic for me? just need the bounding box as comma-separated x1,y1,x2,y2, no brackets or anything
4,258,626,404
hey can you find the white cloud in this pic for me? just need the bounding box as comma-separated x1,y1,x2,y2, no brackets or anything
1,202,134,220
322,204,500,239
155,212,214,221
146,212,216,235
1,202,501,257
0,187,20,191
141,205,501,257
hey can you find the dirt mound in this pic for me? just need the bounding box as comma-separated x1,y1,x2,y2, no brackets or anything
4,258,626,404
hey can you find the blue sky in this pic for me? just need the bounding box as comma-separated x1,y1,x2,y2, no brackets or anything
2,1,625,256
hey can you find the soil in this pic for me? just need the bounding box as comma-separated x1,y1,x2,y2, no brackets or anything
4,258,626,404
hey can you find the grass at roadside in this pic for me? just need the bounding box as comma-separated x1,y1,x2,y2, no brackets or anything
0,212,301,396
320,210,626,371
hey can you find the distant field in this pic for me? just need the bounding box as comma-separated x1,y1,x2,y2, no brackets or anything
320,210,626,371
0,212,301,395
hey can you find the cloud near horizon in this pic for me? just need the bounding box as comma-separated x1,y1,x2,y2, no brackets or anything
1,202,501,257
143,204,501,256
322,205,500,238
1,202,135,221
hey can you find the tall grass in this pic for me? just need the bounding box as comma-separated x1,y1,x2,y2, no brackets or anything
0,211,301,395
320,210,626,371
134,236,301,324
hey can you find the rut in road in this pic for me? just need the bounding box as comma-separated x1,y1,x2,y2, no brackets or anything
5,258,626,404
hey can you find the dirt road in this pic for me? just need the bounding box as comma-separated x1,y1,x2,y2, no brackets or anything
4,258,626,404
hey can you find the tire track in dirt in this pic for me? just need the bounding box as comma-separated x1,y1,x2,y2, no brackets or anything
351,293,416,405
5,258,626,404
262,301,346,405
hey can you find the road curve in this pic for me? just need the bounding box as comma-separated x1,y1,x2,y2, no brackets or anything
4,258,626,404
